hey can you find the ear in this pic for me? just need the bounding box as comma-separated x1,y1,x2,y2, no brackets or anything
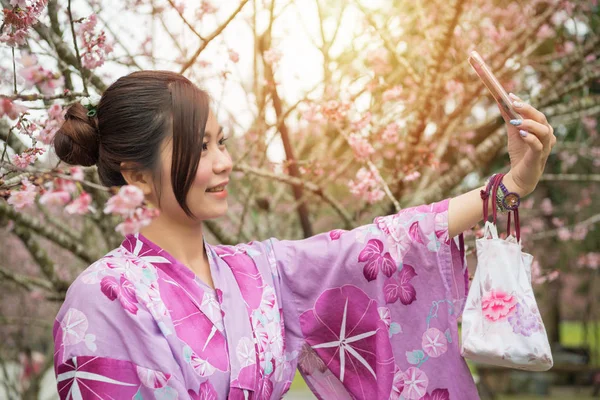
120,162,154,198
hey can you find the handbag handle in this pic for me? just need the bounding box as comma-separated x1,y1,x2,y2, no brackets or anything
481,173,521,242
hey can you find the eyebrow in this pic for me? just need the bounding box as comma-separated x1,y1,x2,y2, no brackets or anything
203,126,223,139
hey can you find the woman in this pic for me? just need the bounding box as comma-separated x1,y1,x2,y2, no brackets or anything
52,71,555,399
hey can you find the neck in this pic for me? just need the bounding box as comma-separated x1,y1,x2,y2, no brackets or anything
140,213,207,268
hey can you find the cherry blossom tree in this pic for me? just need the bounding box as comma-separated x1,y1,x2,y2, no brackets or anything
0,0,599,396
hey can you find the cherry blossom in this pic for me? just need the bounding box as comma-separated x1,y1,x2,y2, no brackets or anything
264,48,283,66
348,134,375,160
19,52,63,95
65,192,94,215
0,98,27,119
104,185,145,216
77,14,114,69
39,190,72,208
7,179,38,211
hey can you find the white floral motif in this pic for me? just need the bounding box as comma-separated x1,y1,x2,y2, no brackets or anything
236,337,257,367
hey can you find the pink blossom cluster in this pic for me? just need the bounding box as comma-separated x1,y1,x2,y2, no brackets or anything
104,185,159,235
77,14,114,69
228,49,239,63
381,123,399,144
0,0,48,47
348,134,375,160
321,100,350,122
382,86,403,102
350,112,372,131
10,147,44,168
366,48,391,75
348,167,385,204
36,103,65,145
65,192,94,215
7,179,38,210
577,253,599,270
531,260,559,285
0,98,27,119
263,48,282,66
300,103,323,123
19,52,63,95
196,0,218,20
403,171,421,182
38,172,83,209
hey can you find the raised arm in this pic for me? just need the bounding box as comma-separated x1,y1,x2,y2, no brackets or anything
448,94,556,239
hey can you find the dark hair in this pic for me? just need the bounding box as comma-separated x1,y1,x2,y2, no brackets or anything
53,71,210,217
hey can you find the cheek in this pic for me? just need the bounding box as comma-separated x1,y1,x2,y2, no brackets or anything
194,164,212,187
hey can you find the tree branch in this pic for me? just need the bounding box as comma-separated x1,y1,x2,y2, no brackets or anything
179,0,250,74
0,200,98,264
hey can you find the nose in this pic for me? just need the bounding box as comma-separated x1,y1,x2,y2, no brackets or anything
213,147,233,175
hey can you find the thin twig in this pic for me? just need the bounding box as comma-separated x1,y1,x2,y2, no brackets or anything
179,0,250,74
67,0,88,95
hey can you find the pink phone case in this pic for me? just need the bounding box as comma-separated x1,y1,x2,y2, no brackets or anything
468,50,521,120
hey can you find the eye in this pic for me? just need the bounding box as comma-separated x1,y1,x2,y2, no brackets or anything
202,142,209,151
219,137,229,146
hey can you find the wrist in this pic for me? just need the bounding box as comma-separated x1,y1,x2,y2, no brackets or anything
504,172,530,197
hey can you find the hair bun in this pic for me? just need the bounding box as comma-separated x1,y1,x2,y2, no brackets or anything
53,103,100,166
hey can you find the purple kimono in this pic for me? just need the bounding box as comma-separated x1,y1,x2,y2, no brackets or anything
53,199,480,399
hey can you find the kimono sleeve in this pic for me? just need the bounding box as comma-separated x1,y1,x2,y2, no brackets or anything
270,198,469,400
53,266,189,399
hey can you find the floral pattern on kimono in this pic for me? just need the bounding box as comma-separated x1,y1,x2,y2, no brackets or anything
53,198,479,399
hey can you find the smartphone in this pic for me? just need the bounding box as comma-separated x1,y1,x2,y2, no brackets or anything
468,50,521,120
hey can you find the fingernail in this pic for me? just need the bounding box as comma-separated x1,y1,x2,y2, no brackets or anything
513,101,524,108
509,92,520,100
510,119,522,126
519,130,528,137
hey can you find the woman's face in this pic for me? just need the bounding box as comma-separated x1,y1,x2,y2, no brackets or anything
152,109,232,223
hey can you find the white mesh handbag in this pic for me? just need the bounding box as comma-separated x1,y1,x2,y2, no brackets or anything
460,174,553,371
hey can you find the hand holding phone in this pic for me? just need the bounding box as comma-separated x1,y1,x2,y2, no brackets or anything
468,50,521,121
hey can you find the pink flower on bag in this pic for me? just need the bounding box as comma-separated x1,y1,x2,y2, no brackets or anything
481,290,517,322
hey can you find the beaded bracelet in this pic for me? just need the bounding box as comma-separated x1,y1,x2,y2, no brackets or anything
484,174,521,214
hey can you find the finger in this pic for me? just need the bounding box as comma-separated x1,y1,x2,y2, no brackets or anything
508,118,553,151
508,93,548,125
516,128,544,154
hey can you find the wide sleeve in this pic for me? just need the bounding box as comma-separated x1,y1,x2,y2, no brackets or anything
53,263,190,399
270,198,471,400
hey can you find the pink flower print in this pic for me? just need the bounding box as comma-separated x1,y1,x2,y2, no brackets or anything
408,221,424,244
299,285,394,399
378,306,391,328
481,290,517,322
401,367,429,400
421,328,448,358
389,365,405,400
358,239,396,281
383,264,417,305
100,276,139,314
213,246,264,310
329,229,345,240
135,365,170,388
236,337,257,368
188,380,218,400
158,278,228,373
56,356,140,398
421,388,450,400
59,308,88,345
257,377,274,399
